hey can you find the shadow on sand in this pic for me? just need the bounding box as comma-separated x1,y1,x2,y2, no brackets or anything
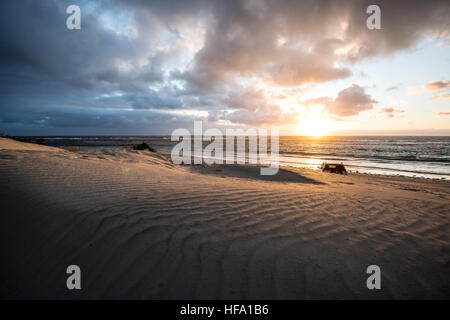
190,164,325,185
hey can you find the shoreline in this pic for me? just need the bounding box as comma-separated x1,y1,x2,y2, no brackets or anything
2,135,449,189
59,147,450,183
6,135,449,181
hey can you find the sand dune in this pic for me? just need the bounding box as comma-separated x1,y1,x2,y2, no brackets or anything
0,137,449,299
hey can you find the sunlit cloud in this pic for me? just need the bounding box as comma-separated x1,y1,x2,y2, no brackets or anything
423,80,450,91
379,107,405,118
434,93,450,99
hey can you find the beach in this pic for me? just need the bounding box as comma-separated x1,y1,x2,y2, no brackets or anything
0,137,449,299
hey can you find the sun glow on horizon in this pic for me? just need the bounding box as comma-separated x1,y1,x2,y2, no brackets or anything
297,114,336,136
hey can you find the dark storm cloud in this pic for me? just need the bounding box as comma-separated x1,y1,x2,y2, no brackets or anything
343,0,450,60
0,0,449,134
0,1,150,90
0,101,198,135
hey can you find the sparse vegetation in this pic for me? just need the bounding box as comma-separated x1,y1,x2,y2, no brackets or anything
35,138,47,145
133,142,156,152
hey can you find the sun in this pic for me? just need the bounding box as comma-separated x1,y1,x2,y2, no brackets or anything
297,115,334,136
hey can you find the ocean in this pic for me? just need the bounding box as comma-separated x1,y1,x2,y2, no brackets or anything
37,136,450,180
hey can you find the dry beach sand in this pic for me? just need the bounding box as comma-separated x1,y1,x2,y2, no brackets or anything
0,137,449,299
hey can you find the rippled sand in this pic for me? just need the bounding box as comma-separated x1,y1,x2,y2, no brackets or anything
0,137,449,299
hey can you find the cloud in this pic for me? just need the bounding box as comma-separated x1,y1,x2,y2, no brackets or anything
266,47,351,86
223,109,297,126
379,107,405,118
438,111,450,115
308,84,377,117
433,93,450,99
221,88,298,125
409,80,450,96
387,85,400,91
423,80,450,91
179,0,450,91
0,102,198,135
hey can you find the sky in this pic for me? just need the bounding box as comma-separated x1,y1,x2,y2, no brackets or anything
0,0,449,136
